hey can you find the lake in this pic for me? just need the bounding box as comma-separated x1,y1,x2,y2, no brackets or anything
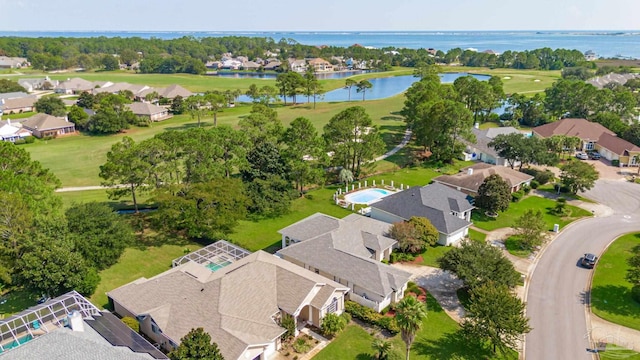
214,70,369,79
236,73,491,103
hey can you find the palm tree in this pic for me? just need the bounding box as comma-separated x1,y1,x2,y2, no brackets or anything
371,338,393,360
395,295,427,360
338,168,354,186
356,80,373,101
345,78,357,101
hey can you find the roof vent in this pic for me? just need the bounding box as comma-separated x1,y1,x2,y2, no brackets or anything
467,168,474,175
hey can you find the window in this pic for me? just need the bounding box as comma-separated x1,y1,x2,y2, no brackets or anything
585,142,595,151
315,268,320,274
151,323,161,334
327,297,338,313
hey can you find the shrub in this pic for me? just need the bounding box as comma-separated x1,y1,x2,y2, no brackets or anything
121,316,139,333
13,138,26,145
321,312,348,337
632,285,640,304
522,185,531,194
530,180,539,189
521,168,537,177
24,136,35,144
406,281,421,295
345,301,399,335
390,252,415,263
280,314,296,341
612,159,620,166
292,338,311,353
535,170,555,185
511,191,524,202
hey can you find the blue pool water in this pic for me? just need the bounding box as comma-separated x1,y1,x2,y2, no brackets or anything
0,334,33,353
345,188,394,205
206,261,232,272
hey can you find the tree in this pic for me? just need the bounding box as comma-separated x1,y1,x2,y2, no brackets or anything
372,338,393,360
338,168,354,185
324,106,385,176
170,95,185,114
437,240,520,290
395,295,427,360
389,221,423,254
246,83,261,103
513,209,548,250
205,92,225,127
169,328,224,360
0,79,26,93
283,117,325,195
320,312,348,337
119,49,139,66
66,202,134,270
462,282,531,354
67,105,89,130
238,104,284,146
144,91,160,104
626,245,640,299
101,54,120,71
245,175,294,218
475,174,512,215
17,236,100,297
210,125,250,178
185,94,208,128
356,80,373,101
408,217,439,247
99,137,151,212
345,78,357,101
34,96,67,117
560,160,599,194
153,179,249,239
77,92,96,109
241,141,289,183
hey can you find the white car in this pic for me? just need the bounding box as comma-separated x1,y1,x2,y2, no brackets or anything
575,152,589,160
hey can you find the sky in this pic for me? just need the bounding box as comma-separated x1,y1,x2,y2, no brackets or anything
0,0,638,31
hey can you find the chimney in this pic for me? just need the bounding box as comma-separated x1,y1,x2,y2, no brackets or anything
467,168,474,175
474,122,480,129
67,311,84,332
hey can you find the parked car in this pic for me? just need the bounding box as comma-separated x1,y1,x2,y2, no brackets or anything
589,152,601,160
581,253,598,268
576,152,589,160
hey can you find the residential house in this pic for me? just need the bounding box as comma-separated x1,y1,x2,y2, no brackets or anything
55,78,95,94
288,59,307,72
277,213,411,312
20,113,75,138
126,102,172,121
532,118,640,166
0,120,32,142
220,59,243,70
584,50,597,61
0,95,37,114
433,163,533,196
0,291,167,359
462,126,524,166
0,56,28,69
308,58,333,72
263,61,282,71
0,92,29,102
241,61,261,70
18,77,59,92
93,82,150,96
370,183,475,246
108,250,349,360
587,73,639,89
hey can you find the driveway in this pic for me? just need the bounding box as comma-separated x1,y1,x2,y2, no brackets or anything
525,180,640,359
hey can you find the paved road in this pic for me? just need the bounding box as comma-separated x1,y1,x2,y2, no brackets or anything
525,180,640,359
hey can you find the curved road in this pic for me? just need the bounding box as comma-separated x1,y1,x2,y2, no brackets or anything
525,180,640,359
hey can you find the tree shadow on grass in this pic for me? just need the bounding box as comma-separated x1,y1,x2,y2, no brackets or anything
355,354,373,360
380,115,404,122
413,330,497,360
591,285,640,318
164,121,215,131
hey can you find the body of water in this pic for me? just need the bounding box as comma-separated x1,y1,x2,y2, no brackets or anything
236,73,490,103
215,69,368,79
1,30,638,59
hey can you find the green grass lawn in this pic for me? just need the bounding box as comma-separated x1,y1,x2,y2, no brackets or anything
418,245,453,268
505,236,533,258
599,344,640,360
471,196,592,232
90,242,201,309
0,289,38,317
315,294,517,360
57,188,155,209
468,228,488,243
591,233,640,331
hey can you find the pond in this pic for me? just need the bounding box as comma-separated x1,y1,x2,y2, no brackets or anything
236,73,491,103
214,70,369,79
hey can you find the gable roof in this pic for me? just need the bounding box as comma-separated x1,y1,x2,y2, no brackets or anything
57,78,94,92
371,183,474,235
532,118,614,141
277,234,410,298
0,95,37,110
108,251,347,360
21,113,73,131
126,102,167,116
433,163,533,193
467,127,522,157
597,132,640,155
0,91,29,101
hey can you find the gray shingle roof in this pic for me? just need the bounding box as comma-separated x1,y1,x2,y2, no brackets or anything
21,113,73,131
108,251,347,360
465,127,521,158
371,183,474,234
126,102,167,116
278,236,410,298
278,213,341,241
4,320,158,360
433,163,533,193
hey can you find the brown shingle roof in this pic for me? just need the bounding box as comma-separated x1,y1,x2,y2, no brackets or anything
532,118,614,141
0,96,36,110
21,113,72,131
126,102,167,116
597,132,640,155
433,163,533,193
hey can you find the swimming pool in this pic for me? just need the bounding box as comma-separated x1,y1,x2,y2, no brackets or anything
344,188,394,205
205,256,233,272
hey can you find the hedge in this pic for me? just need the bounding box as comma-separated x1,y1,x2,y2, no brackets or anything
345,301,399,334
